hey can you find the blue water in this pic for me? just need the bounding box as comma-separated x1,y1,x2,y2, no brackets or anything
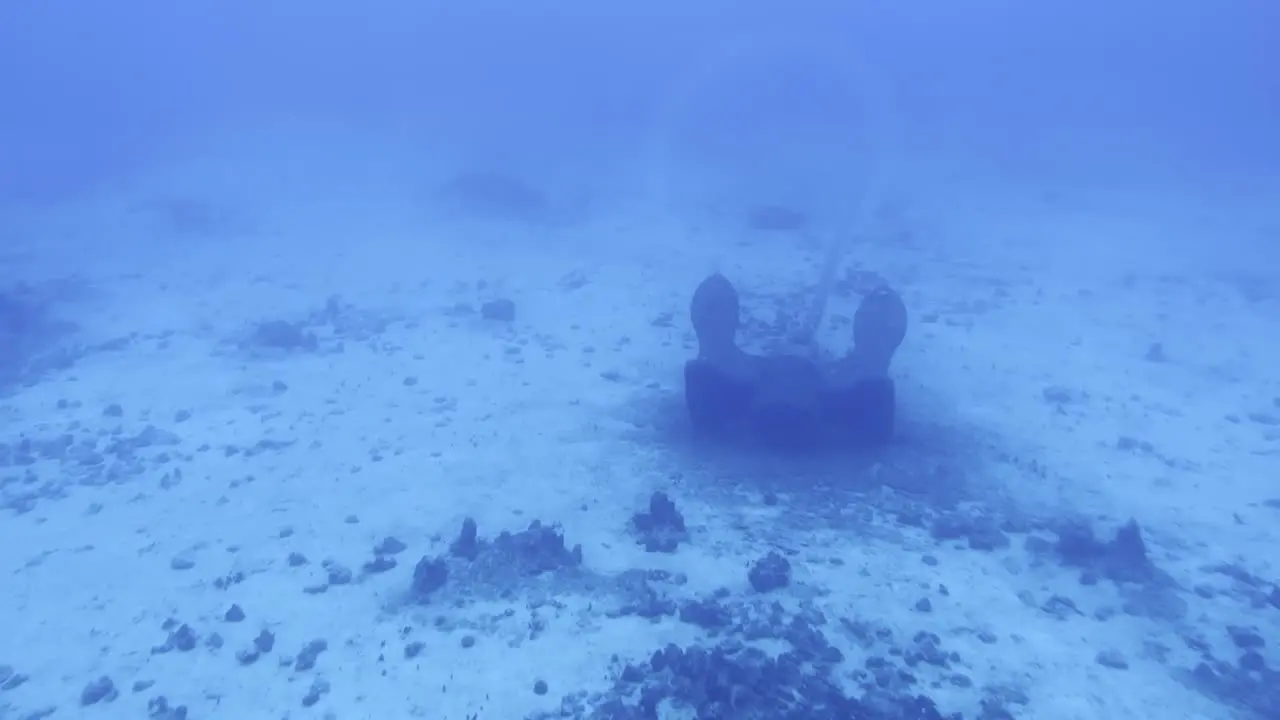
2,2,1278,719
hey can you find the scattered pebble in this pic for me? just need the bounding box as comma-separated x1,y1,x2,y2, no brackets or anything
80,676,116,705
374,536,407,555
301,678,330,707
1095,650,1129,670
481,298,516,322
748,551,791,593
255,630,276,653
169,554,196,571
295,639,328,671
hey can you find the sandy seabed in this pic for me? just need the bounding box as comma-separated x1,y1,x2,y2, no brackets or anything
1,160,1278,720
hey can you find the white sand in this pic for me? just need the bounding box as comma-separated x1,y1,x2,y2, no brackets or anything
1,138,1277,720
